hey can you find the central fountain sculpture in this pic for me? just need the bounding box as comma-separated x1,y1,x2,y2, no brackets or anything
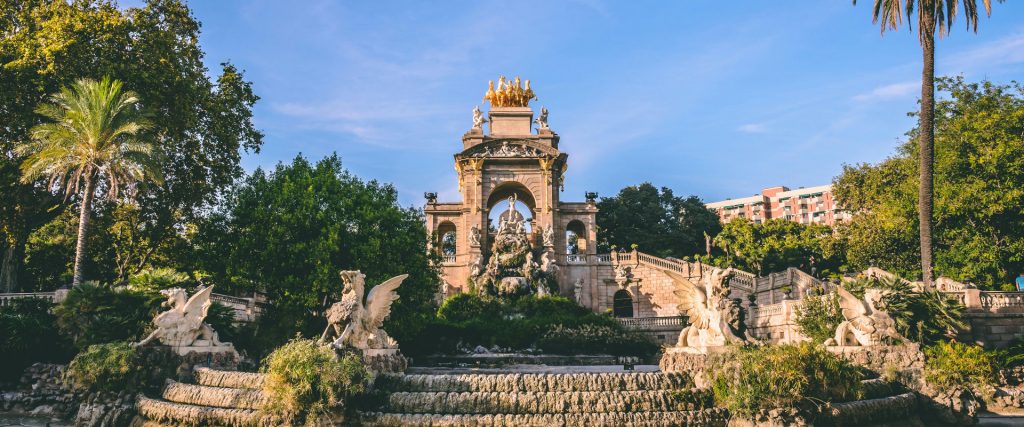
469,194,556,298
320,270,409,372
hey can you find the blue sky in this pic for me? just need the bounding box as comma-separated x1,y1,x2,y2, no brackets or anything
136,1,1024,206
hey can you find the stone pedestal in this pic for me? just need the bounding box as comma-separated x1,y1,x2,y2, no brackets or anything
827,344,924,371
361,348,408,374
658,346,730,388
488,107,533,135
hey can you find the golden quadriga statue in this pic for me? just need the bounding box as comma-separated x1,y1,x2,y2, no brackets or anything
483,75,537,108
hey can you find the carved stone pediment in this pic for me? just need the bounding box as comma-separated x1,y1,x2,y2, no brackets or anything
457,138,560,159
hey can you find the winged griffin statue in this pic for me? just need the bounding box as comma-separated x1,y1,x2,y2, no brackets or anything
665,267,758,350
825,286,907,347
136,286,234,355
320,271,408,351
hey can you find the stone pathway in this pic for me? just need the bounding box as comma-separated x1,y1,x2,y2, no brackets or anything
407,364,660,374
979,410,1024,426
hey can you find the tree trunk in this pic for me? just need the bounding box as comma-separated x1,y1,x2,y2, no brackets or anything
919,27,937,288
1,242,17,292
72,176,96,287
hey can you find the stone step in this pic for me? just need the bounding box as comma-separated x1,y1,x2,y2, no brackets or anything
382,389,711,414
375,372,692,393
822,392,920,425
193,368,266,390
359,408,730,427
136,396,268,427
161,381,270,410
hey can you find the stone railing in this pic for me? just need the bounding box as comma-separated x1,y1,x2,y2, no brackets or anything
0,292,57,306
752,302,785,317
442,254,457,264
0,290,265,322
616,315,687,330
978,291,1024,311
564,254,587,264
594,254,612,264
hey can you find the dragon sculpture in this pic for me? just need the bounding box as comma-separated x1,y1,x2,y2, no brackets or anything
320,271,408,351
666,267,759,349
825,286,907,346
136,286,233,355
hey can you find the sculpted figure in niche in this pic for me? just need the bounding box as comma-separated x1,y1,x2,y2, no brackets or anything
320,271,408,350
825,287,907,347
469,225,482,247
573,278,584,304
542,225,555,247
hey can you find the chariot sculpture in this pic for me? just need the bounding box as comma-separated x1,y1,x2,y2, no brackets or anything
136,286,236,356
320,271,408,351
825,286,907,347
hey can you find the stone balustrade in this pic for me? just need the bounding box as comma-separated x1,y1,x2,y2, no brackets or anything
442,254,457,264
0,291,56,306
564,254,587,264
616,315,686,330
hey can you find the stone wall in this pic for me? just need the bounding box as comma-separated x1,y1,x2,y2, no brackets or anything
961,312,1024,349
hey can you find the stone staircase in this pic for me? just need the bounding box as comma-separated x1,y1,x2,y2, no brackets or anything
133,368,270,426
360,371,729,426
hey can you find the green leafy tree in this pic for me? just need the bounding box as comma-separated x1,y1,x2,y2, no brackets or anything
834,78,1024,287
853,0,1002,287
194,155,439,354
596,183,721,258
711,219,844,276
16,77,161,287
1,0,261,291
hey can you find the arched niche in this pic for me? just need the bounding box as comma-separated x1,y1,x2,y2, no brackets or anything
565,219,587,254
486,182,536,233
436,221,457,255
613,289,634,318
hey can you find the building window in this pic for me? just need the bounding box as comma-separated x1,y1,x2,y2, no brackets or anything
613,290,634,318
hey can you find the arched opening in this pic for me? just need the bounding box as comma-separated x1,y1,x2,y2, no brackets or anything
566,220,586,254
436,221,457,256
613,290,634,318
486,182,536,233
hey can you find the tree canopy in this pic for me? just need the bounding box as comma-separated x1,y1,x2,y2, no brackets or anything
596,183,721,259
194,155,440,350
1,0,262,291
834,77,1024,288
709,219,844,277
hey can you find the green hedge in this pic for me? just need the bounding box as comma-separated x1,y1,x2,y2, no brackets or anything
405,294,657,357
65,341,174,395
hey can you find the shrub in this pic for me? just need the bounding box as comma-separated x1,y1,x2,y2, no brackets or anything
126,268,192,292
53,283,161,350
924,341,995,392
261,338,370,426
0,298,74,381
794,293,844,344
710,343,863,417
65,341,173,395
537,323,658,356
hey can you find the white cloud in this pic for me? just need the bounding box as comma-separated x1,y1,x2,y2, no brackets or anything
737,123,767,133
852,81,919,102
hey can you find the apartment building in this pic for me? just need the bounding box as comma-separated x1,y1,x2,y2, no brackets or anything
705,185,850,226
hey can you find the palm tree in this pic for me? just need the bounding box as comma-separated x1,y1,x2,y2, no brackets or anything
16,77,161,287
854,0,999,287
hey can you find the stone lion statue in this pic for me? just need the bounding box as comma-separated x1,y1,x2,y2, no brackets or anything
320,271,408,350
825,286,907,347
